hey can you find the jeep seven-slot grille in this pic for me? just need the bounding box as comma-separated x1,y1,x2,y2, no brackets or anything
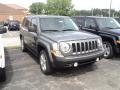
72,40,98,54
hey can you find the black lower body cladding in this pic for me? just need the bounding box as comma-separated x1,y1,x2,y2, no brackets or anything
115,44,120,54
51,51,104,68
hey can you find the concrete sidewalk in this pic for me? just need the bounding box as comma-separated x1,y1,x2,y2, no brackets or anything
2,31,21,47
3,37,20,47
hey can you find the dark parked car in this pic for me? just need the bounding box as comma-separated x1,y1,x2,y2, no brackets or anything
8,20,20,31
72,16,120,58
115,17,120,24
20,15,104,75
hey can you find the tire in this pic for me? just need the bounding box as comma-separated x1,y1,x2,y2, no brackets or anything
103,41,114,59
21,37,27,52
39,50,53,75
0,68,6,82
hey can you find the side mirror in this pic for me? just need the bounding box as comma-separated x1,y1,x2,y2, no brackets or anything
89,25,98,30
78,24,83,29
0,27,7,34
28,26,35,32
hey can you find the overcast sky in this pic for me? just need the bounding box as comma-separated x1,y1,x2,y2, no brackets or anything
0,0,120,10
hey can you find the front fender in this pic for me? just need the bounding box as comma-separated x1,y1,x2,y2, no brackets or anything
37,39,55,67
100,33,117,45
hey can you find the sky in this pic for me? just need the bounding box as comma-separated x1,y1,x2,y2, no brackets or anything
0,0,120,10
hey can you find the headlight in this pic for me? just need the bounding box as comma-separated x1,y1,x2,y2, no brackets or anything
116,36,120,44
60,42,71,53
98,39,103,48
51,43,63,57
118,36,120,40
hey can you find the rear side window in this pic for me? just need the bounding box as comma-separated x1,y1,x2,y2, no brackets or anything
30,18,37,32
77,17,85,26
85,19,96,29
22,17,31,28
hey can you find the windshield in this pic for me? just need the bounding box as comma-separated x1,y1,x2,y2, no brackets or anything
40,17,79,31
96,18,120,29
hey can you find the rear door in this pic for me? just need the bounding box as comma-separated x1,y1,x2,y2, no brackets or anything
28,17,38,53
21,17,31,48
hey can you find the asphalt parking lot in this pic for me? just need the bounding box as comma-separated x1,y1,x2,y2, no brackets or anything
1,31,120,90
0,48,120,90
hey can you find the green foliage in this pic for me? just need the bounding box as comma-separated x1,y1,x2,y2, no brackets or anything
74,8,120,17
46,0,74,16
29,1,120,17
29,0,74,16
29,2,46,14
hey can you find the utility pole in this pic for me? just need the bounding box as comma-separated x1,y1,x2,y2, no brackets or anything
91,9,93,16
109,0,112,17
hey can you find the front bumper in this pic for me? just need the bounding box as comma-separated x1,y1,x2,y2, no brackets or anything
52,50,104,68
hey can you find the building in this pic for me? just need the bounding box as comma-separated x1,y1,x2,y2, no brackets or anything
0,3,28,22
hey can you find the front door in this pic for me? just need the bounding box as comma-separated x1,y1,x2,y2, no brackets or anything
28,18,38,53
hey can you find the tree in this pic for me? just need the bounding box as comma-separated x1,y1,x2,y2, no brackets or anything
46,0,74,16
29,2,46,14
74,8,120,17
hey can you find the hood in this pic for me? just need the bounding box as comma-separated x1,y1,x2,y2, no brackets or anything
102,28,120,36
41,31,99,42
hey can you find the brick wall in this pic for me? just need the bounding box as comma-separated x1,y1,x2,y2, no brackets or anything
0,13,27,23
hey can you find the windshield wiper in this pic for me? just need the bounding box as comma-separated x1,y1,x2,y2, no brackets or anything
62,29,76,31
42,30,60,32
113,27,120,29
104,27,120,29
104,27,114,29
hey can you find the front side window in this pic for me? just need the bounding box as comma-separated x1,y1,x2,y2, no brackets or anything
77,18,84,26
40,17,79,31
24,18,31,28
31,19,37,30
96,18,120,29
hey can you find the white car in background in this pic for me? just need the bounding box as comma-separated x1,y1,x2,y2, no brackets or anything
0,23,7,82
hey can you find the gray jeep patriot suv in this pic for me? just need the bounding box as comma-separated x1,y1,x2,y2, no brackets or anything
20,15,104,75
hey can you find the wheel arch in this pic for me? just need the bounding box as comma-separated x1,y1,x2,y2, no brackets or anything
37,42,54,67
101,34,117,46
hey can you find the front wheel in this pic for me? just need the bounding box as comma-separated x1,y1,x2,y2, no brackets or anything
103,41,114,59
39,50,53,75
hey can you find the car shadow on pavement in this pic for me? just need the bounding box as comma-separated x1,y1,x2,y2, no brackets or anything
26,51,39,64
26,50,98,77
108,54,120,61
52,64,98,77
0,48,13,89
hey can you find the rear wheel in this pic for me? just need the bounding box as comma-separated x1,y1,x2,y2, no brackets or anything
103,41,114,59
39,50,53,75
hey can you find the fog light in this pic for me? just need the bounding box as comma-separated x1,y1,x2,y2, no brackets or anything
96,58,100,62
74,62,78,67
